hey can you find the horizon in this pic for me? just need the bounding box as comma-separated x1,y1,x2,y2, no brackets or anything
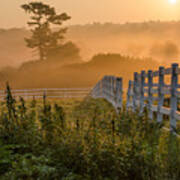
1,0,180,28
1,20,180,30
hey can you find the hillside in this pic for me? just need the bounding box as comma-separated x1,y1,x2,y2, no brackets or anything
67,21,180,63
0,53,159,89
0,21,180,69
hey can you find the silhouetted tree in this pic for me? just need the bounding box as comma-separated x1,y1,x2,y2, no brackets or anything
21,2,71,60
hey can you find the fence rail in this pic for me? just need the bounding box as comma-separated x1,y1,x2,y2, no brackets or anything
1,87,92,99
90,63,180,134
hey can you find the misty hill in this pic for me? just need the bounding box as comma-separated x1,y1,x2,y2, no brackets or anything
0,53,159,89
67,21,180,63
0,21,180,69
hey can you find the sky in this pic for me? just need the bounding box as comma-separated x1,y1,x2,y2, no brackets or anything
1,0,180,28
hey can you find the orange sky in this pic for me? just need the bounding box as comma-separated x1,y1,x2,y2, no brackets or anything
1,0,180,28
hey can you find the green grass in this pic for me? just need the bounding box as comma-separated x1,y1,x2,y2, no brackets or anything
0,86,180,179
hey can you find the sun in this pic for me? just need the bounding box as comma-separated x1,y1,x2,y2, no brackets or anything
168,0,177,4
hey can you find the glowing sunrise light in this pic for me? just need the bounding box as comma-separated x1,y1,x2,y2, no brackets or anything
168,0,177,4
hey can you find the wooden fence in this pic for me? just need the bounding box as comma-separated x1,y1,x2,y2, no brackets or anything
90,63,180,134
126,63,180,133
90,75,123,112
3,63,180,133
0,88,92,100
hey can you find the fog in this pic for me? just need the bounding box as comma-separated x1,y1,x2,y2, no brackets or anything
0,21,180,88
67,21,180,64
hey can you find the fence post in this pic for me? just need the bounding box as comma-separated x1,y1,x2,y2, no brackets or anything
106,76,111,102
170,63,178,133
126,80,133,110
109,76,113,105
116,77,123,112
101,77,104,98
98,81,101,98
132,72,139,112
112,76,116,107
95,82,97,98
94,83,98,98
92,84,96,98
147,70,153,120
139,71,146,116
102,76,106,99
92,85,95,98
157,66,165,123
100,78,103,98
105,76,109,100
119,77,123,110
102,76,107,99
97,81,100,98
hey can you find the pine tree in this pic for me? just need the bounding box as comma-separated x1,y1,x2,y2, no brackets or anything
21,2,71,60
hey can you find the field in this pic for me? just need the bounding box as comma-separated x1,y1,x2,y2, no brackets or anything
2,0,180,179
0,86,180,180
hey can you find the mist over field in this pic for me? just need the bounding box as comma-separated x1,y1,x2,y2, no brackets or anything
2,1,180,179
0,21,180,88
67,21,180,64
1,21,180,66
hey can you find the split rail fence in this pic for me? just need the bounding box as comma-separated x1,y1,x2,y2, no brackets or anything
91,76,123,112
2,63,180,133
91,63,180,133
0,88,91,100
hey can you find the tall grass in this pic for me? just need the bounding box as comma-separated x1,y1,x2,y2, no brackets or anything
0,85,180,179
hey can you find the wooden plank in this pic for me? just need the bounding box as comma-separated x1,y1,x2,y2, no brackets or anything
151,88,158,94
162,88,171,95
175,91,180,97
126,80,133,110
133,72,140,112
170,63,178,132
152,97,159,101
116,77,123,110
153,71,159,77
157,66,165,123
160,107,170,115
164,67,172,75
144,88,148,93
151,105,158,112
147,70,153,120
139,70,146,115
175,111,180,121
2,88,92,92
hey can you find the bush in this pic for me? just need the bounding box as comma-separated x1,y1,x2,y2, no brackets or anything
0,86,179,179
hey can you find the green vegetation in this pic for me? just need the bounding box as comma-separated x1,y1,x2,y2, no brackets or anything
0,1,179,179
0,86,180,179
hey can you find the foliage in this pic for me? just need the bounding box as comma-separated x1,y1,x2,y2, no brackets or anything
0,86,180,179
21,2,71,60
